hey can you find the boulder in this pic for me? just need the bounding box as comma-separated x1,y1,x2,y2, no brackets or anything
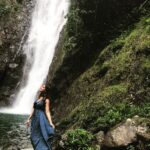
95,131,105,145
59,133,67,148
103,116,150,148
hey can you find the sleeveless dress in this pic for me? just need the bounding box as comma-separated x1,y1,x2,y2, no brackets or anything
30,98,54,150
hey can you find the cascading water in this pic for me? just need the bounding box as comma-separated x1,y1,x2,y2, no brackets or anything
0,0,69,114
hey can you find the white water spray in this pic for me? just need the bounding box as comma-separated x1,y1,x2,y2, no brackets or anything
0,0,69,114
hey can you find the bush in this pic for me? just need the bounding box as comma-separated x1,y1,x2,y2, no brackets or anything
64,129,97,150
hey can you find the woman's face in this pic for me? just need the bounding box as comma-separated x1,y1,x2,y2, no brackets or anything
39,84,46,92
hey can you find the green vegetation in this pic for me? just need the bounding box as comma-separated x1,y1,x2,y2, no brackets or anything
127,143,150,150
59,16,150,133
63,129,97,150
47,0,150,149
49,0,150,99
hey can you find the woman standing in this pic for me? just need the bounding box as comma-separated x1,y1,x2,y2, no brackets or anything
25,84,55,150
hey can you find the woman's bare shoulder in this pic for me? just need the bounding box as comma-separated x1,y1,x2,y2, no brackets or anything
45,98,50,103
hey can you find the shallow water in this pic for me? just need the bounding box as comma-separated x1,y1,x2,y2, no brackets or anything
0,113,32,150
0,113,27,136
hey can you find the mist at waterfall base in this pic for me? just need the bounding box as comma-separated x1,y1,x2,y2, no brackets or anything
0,0,69,114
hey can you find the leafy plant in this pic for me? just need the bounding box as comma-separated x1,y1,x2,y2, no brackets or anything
64,129,97,150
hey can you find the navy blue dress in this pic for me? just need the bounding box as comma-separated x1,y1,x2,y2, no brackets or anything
30,98,54,150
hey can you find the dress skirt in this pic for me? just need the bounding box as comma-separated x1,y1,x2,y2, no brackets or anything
30,109,53,150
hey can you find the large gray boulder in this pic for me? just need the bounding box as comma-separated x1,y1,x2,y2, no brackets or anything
102,116,150,148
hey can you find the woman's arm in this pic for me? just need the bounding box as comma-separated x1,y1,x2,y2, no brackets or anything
45,98,55,128
28,107,34,121
25,107,34,128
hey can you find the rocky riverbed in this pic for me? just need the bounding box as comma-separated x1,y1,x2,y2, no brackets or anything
0,113,33,150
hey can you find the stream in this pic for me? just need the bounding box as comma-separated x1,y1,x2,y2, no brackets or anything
0,113,32,150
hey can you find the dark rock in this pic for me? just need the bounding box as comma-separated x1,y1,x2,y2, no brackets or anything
0,0,34,106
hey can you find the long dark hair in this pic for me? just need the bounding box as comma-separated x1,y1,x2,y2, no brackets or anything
38,84,49,100
38,91,47,99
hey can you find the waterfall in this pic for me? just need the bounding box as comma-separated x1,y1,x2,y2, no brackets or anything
0,0,70,114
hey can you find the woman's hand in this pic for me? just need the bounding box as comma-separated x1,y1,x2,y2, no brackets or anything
25,119,30,128
50,123,55,129
25,107,34,128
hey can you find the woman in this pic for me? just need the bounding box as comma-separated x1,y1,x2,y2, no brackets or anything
25,84,55,150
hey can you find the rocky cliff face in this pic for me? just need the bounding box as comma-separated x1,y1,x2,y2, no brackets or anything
47,0,150,149
0,0,33,106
